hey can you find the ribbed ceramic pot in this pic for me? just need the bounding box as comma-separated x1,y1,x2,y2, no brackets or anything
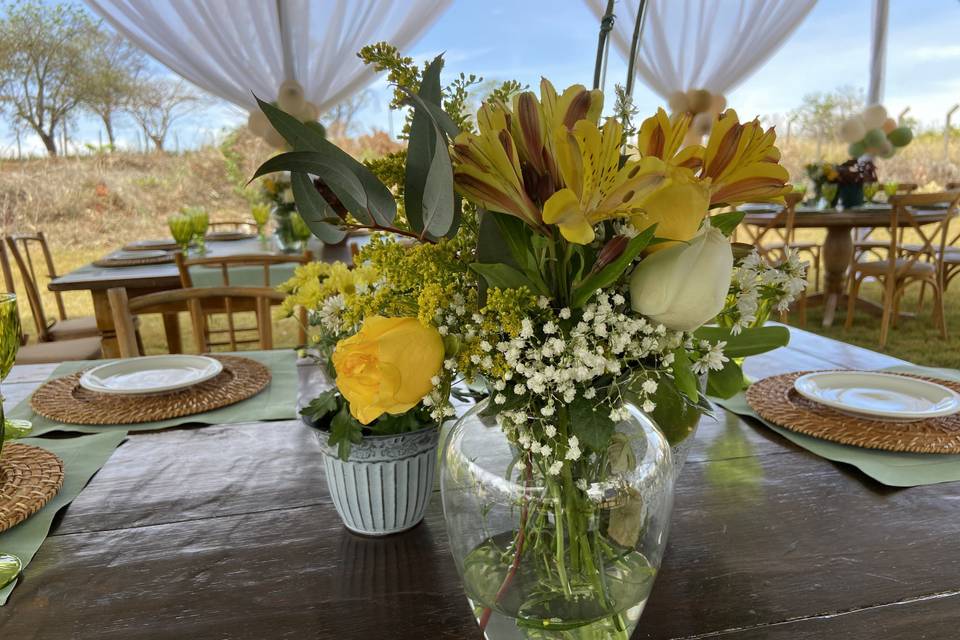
314,426,440,536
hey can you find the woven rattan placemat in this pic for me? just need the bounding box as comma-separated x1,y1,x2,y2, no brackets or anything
746,371,960,454
29,355,271,426
93,252,174,268
0,443,64,534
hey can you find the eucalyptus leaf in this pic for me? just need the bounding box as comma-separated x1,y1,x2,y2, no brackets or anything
291,172,347,244
404,56,443,238
695,325,790,358
707,358,746,399
419,119,456,238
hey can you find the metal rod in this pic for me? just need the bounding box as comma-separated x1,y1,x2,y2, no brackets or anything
624,0,650,98
592,0,616,90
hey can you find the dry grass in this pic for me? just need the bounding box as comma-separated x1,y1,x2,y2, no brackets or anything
1,131,959,366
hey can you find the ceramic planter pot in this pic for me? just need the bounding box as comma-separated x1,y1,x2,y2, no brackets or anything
313,426,440,536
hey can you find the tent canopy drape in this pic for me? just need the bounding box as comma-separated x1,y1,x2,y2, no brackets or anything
586,0,816,100
85,0,450,115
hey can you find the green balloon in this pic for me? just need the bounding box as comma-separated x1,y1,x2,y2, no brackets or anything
863,128,886,148
880,146,896,159
887,126,913,147
848,140,867,158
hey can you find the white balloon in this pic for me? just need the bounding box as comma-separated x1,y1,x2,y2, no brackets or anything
691,111,713,136
862,104,888,130
247,110,270,137
839,117,866,143
298,101,319,122
264,126,286,149
277,80,306,114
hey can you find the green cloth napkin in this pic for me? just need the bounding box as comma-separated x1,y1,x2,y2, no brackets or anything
188,263,297,288
711,365,960,487
0,430,127,605
8,350,299,435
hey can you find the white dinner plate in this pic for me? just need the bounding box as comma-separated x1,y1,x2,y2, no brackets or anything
108,250,168,260
79,355,223,395
793,371,960,422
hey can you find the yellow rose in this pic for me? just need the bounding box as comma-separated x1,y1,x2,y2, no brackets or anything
630,168,710,251
332,316,444,425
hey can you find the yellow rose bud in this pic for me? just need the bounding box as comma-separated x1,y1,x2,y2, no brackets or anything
332,316,444,425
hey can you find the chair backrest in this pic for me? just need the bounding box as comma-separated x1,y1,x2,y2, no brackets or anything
4,233,64,341
208,220,258,233
750,192,804,260
897,182,919,194
884,191,960,279
107,286,286,358
0,239,27,346
174,251,313,288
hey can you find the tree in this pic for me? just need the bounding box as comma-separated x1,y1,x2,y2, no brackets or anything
0,1,98,156
326,89,373,139
790,85,865,142
128,79,201,151
80,31,147,148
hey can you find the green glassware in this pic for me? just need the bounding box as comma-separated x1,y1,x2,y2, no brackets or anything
251,203,271,241
821,183,838,208
884,181,899,198
863,182,879,203
289,212,313,242
168,215,194,253
0,294,25,590
0,552,21,590
188,209,209,254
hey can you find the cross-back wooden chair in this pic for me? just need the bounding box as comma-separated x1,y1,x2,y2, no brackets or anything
940,182,960,293
747,193,822,291
844,191,960,347
0,238,101,363
854,182,922,262
108,286,285,358
175,251,312,349
208,220,258,234
4,232,100,343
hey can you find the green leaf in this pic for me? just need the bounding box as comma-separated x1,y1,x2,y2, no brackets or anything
300,389,340,422
291,172,347,244
671,348,699,399
404,56,442,238
706,359,747,399
493,212,536,272
469,262,545,294
570,225,656,309
330,406,364,461
710,210,745,236
568,398,616,454
420,121,456,238
254,97,396,226
694,325,790,358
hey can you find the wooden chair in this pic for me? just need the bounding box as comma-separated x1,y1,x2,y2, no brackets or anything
207,220,258,234
844,192,960,347
4,232,100,342
175,251,312,349
939,182,960,293
853,182,921,261
0,238,101,363
749,193,822,291
107,286,285,358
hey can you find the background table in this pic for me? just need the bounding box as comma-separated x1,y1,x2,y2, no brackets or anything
5,329,960,639
743,205,951,326
49,236,365,358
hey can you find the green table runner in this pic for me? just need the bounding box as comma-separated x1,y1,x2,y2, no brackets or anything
712,365,960,487
0,430,127,605
8,350,299,436
188,263,297,288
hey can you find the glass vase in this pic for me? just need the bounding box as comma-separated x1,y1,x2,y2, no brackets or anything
440,400,675,639
272,205,304,253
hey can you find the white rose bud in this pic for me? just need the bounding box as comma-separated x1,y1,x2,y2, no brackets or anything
629,226,733,331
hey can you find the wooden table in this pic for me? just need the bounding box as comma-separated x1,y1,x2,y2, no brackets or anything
49,237,364,358
6,328,960,638
743,205,951,327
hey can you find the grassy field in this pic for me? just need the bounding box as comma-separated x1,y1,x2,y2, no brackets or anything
1,130,959,367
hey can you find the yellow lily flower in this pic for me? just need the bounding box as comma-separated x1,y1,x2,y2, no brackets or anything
630,166,711,250
543,118,670,244
701,109,790,206
451,79,603,232
636,108,704,172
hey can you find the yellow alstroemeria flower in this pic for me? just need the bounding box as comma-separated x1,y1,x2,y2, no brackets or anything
630,165,711,250
701,109,791,206
542,118,670,244
451,79,603,232
636,108,704,171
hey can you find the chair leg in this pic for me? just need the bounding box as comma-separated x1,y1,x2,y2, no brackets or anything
934,282,948,339
844,276,862,330
917,281,927,313
878,278,898,349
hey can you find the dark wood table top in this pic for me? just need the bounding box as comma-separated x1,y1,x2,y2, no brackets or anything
742,204,950,229
48,236,366,292
4,329,958,639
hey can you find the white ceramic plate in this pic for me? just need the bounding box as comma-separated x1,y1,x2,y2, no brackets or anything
108,250,168,260
794,371,960,422
79,355,223,395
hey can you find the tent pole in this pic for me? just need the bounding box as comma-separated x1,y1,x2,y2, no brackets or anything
868,0,888,105
276,0,296,83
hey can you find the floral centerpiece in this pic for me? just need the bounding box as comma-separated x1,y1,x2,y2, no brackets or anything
256,48,792,636
258,173,304,252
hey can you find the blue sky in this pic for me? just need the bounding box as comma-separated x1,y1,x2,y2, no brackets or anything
8,0,960,155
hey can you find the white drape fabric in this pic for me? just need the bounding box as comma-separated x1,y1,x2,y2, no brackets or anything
585,0,816,99
85,0,450,114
